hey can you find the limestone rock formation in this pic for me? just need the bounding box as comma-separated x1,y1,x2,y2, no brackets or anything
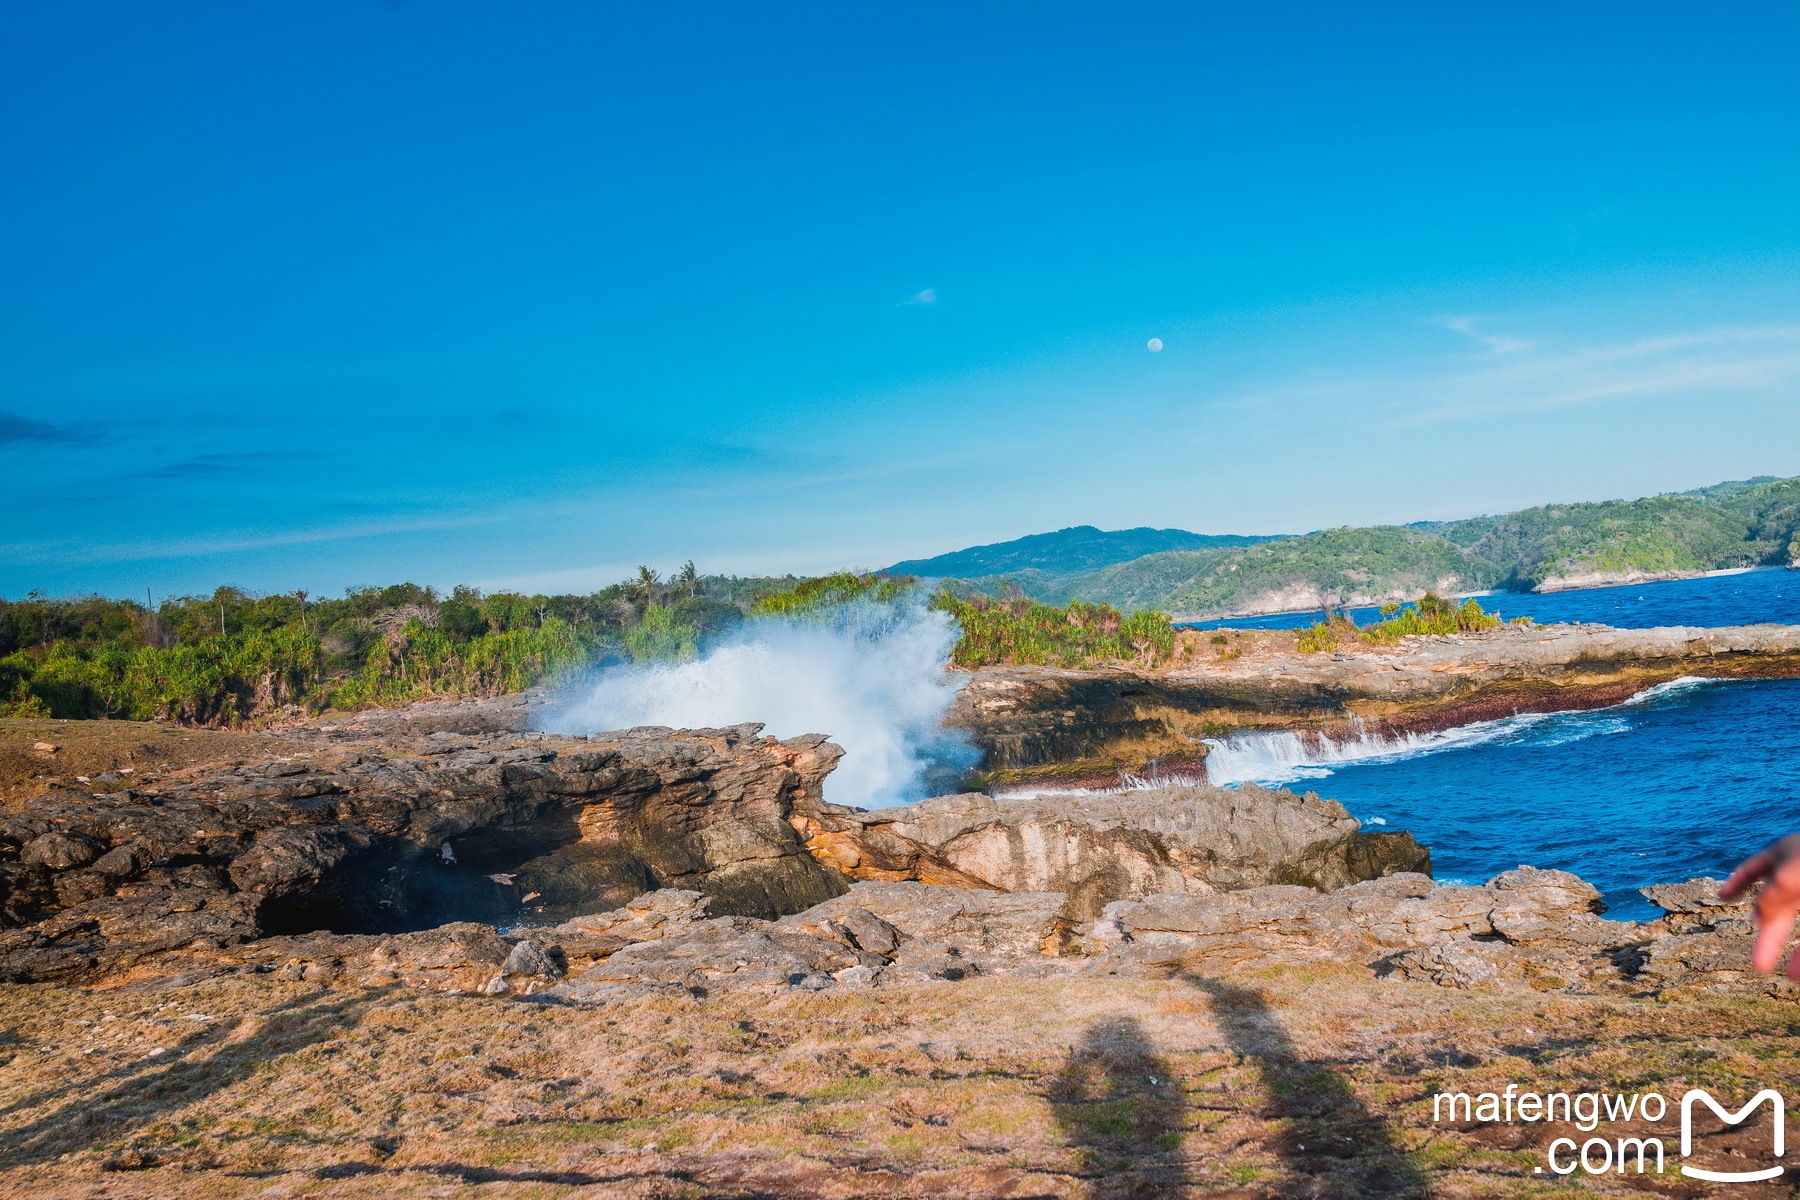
521,870,1783,1002
544,918,885,1002
2,703,1780,1003
798,782,1428,918
0,724,850,984
779,880,1072,960
949,623,1800,784
1087,867,1602,978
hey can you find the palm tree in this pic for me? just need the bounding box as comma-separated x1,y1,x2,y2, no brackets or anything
634,566,662,610
676,560,699,597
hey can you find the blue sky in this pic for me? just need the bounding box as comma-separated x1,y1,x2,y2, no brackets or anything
5,1,1799,599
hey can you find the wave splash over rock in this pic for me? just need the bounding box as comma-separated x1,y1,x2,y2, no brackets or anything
549,603,978,808
1201,677,1733,787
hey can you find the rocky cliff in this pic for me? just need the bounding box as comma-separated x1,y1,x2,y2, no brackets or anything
0,703,1775,1002
16,865,1765,1005
950,621,1800,785
0,721,852,985
3,710,1789,1200
795,783,1427,919
0,713,1432,987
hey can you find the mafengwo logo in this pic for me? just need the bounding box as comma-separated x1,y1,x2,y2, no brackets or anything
1431,1086,1787,1180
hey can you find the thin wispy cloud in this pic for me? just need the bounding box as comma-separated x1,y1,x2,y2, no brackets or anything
1410,324,1800,424
0,507,524,568
903,288,937,305
124,450,324,482
0,410,98,447
1235,323,1800,427
1436,315,1534,355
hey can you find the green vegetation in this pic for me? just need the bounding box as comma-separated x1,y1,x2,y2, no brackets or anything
1363,592,1508,643
1295,592,1516,653
622,605,697,664
1425,476,1800,587
942,475,1800,619
19,472,1793,723
0,569,792,725
10,568,1132,725
1121,527,1497,617
0,583,618,724
1293,621,1344,654
930,591,1176,669
749,572,915,618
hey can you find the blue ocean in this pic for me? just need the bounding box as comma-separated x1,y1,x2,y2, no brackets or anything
1189,568,1800,917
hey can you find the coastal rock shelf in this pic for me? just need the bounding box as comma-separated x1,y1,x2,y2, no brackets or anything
795,783,1428,919
11,870,1770,1004
539,867,1780,1001
0,722,854,985
952,621,1800,785
0,718,1422,986
0,712,1777,1003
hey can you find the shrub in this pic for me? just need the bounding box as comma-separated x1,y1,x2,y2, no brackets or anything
1361,592,1502,645
666,595,744,638
1295,621,1345,653
931,591,1175,668
624,606,699,663
750,572,914,617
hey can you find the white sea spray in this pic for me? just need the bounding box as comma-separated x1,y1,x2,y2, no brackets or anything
547,602,977,808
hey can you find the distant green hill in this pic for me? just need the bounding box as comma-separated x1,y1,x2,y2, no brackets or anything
1423,477,1800,591
938,476,1800,619
884,525,1284,579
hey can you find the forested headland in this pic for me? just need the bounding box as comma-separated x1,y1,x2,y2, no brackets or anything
924,475,1800,619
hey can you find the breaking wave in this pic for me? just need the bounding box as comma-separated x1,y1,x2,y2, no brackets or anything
1201,676,1733,787
546,603,978,809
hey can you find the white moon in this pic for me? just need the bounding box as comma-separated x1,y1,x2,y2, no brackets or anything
1146,337,1164,352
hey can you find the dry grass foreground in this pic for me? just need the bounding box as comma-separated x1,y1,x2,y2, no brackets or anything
2,964,1797,1200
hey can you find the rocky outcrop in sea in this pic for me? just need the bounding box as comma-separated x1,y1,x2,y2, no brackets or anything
952,621,1800,786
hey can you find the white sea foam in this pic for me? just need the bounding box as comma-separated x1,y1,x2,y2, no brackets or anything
1199,676,1734,786
1002,675,1740,796
546,603,977,809
1617,675,1721,705
1199,720,1527,785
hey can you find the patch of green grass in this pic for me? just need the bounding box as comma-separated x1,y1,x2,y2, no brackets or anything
805,1076,889,1102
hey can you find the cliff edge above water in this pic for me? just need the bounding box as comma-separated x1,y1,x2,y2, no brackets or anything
951,620,1800,785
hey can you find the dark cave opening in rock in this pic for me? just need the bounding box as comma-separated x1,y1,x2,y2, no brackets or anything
256,813,657,936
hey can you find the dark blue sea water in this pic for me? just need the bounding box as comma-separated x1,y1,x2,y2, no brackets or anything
1187,569,1800,917
1183,563,1800,631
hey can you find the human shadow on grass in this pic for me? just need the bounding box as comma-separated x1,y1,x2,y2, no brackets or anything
1189,977,1428,1198
1047,1015,1192,1199
0,989,379,1170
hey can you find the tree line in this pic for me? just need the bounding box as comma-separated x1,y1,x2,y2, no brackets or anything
1,565,778,724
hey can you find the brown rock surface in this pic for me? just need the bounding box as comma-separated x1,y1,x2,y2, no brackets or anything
951,622,1800,784
544,917,884,1001
799,781,1428,918
0,722,851,985
779,880,1073,961
1,706,1777,1007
